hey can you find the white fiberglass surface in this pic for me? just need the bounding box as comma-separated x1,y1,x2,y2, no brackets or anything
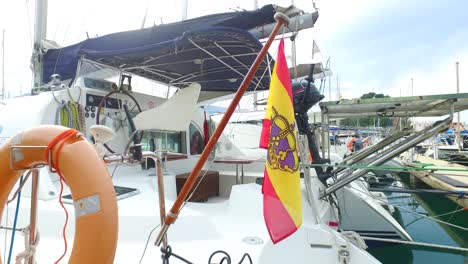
1,164,379,263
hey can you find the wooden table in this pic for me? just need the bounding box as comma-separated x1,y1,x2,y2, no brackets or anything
213,156,264,184
176,170,219,202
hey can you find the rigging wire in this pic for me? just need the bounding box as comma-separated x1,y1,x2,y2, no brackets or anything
304,162,468,175
404,203,463,228
6,176,23,264
111,162,120,179
361,236,468,252
3,200,9,263
138,224,160,264
180,48,275,210
349,185,468,232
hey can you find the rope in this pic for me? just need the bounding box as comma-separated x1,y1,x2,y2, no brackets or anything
341,231,367,250
361,236,468,252
67,101,81,131
332,230,351,264
62,101,72,128
45,129,80,264
54,101,66,126
15,226,40,264
160,246,193,264
66,87,84,132
54,100,82,131
350,185,468,232
207,250,253,264
52,86,83,131
77,104,86,133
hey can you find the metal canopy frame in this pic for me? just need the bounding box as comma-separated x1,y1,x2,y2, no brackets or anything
321,105,455,198
319,93,468,119
80,30,273,92
317,94,468,197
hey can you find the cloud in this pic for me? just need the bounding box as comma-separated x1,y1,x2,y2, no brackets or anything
312,0,468,98
385,49,468,97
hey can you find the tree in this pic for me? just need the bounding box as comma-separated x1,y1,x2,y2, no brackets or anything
339,92,393,128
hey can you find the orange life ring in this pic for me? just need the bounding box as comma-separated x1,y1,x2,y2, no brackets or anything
0,125,118,264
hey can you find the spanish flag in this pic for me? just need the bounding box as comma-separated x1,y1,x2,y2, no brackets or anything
259,39,302,244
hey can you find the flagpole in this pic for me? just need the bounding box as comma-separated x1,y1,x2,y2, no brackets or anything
155,12,290,246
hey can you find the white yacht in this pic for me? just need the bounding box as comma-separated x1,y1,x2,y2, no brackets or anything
0,2,380,263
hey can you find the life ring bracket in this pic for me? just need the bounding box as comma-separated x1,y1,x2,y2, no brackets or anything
8,145,48,171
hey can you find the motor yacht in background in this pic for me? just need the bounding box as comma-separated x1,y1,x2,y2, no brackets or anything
210,79,412,245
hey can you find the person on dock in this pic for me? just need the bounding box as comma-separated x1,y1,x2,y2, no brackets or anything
347,134,364,153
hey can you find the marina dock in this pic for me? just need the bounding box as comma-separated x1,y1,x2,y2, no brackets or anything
403,155,468,208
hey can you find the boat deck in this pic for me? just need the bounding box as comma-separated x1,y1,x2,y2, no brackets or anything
403,155,468,208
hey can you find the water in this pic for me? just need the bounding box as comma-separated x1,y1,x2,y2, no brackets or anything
368,172,468,264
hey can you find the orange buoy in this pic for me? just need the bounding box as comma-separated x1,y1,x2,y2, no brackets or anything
0,125,118,264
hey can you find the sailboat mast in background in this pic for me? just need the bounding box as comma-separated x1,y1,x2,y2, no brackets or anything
181,0,188,20
32,0,48,88
2,29,4,100
253,0,259,110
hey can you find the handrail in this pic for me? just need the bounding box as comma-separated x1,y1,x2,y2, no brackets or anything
333,129,412,174
321,104,454,198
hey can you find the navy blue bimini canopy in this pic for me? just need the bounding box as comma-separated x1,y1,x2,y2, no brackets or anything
42,5,279,91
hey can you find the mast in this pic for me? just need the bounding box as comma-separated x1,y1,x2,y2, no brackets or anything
181,0,188,20
328,58,331,100
1,29,4,100
411,77,414,96
32,0,48,88
336,73,340,100
252,0,259,111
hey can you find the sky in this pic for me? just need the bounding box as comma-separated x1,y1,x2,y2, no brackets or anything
0,0,467,119
315,0,468,100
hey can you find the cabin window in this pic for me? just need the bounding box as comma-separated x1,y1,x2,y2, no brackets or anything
141,131,182,153
189,123,205,155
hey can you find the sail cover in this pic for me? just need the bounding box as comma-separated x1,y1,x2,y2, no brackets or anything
42,5,282,92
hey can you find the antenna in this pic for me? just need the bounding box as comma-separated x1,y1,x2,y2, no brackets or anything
141,0,149,29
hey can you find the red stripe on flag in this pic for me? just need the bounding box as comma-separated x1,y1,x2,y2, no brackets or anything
275,39,293,104
259,118,271,149
263,169,299,244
